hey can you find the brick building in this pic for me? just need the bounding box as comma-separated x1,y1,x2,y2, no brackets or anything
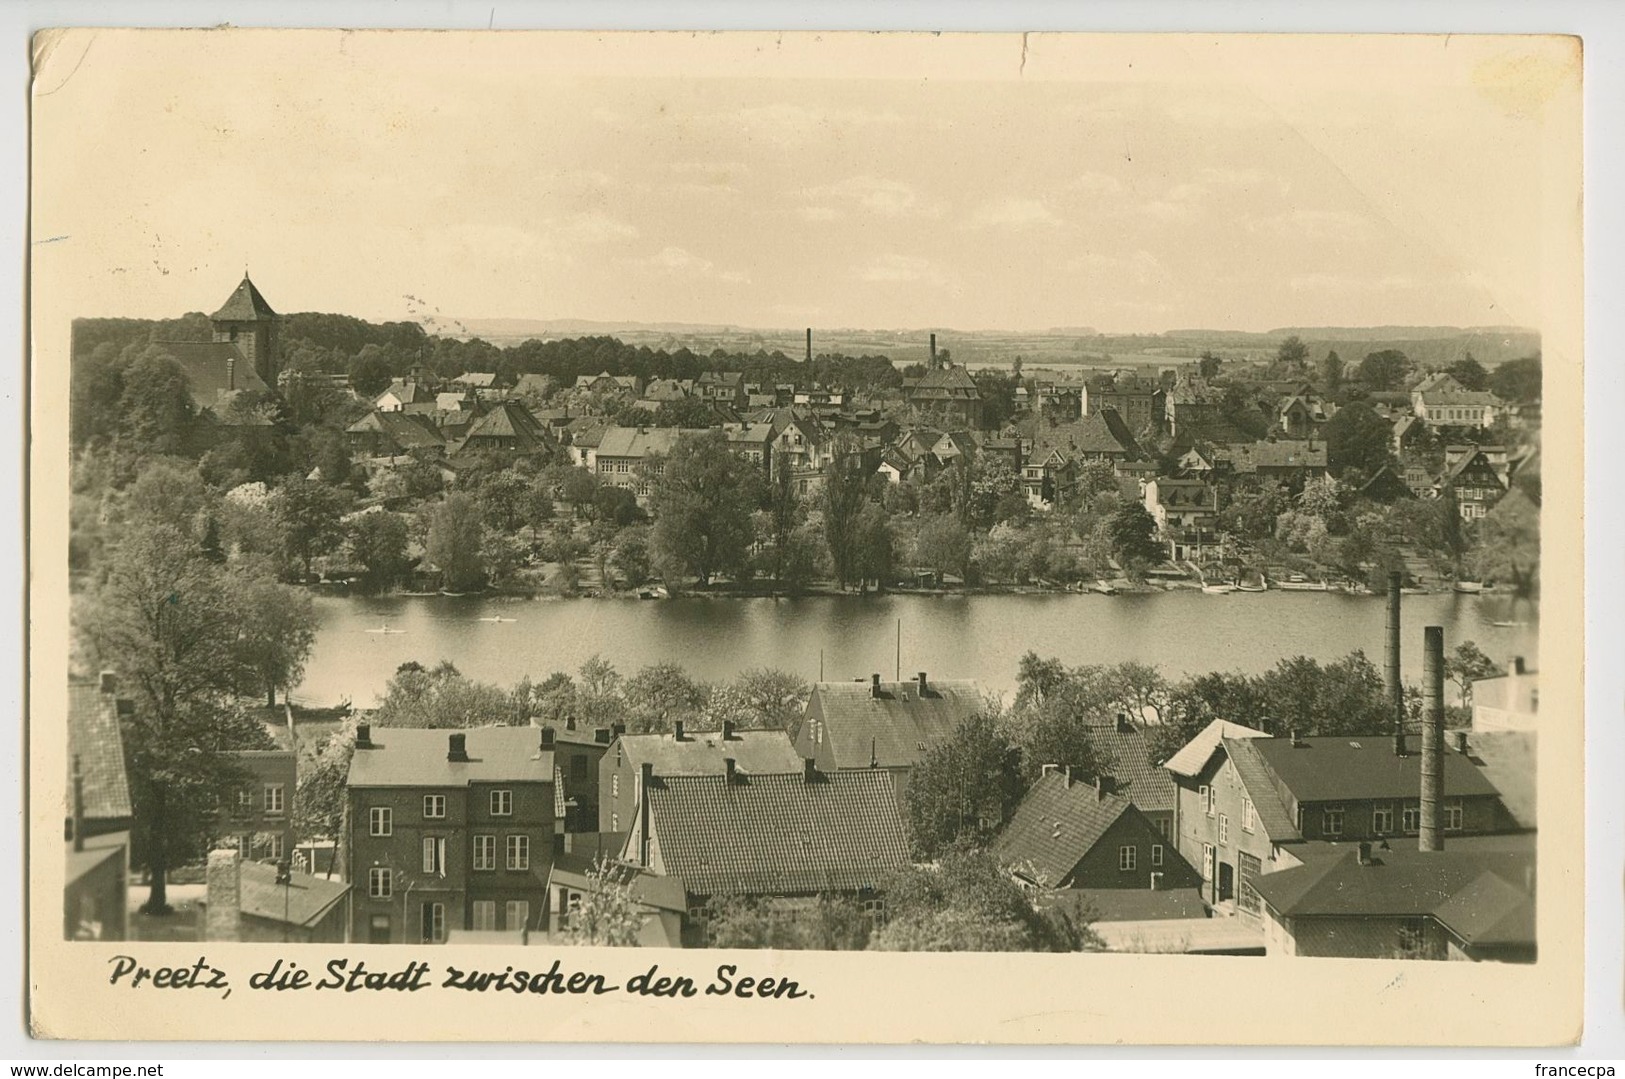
344,724,559,944
217,750,297,865
600,722,802,837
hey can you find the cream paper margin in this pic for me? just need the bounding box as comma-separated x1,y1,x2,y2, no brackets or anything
25,29,1585,1046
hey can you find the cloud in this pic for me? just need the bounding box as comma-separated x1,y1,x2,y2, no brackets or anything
634,246,749,284
799,175,940,220
965,197,1062,231
550,212,639,245
1065,249,1164,284
856,254,952,286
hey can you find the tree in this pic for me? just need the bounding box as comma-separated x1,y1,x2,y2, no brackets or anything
1197,350,1223,380
851,503,895,593
81,524,272,912
348,510,411,593
1473,489,1540,596
1446,641,1502,709
648,431,759,586
734,668,812,733
1105,501,1162,567
822,435,872,590
1276,335,1309,371
119,349,198,454
1320,350,1344,389
348,347,394,398
1447,354,1489,392
702,893,872,950
912,513,972,579
1324,401,1394,477
561,858,644,946
295,719,357,874
623,662,706,733
1357,349,1411,391
274,474,354,581
423,492,485,591
370,661,523,728
1488,354,1542,404
610,524,653,588
874,850,1093,952
1255,652,1388,738
765,449,802,591
230,569,318,708
902,712,1023,859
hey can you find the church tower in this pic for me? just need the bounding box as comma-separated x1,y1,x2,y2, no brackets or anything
209,274,280,388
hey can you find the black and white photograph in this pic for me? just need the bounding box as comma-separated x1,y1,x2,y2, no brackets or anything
29,27,1585,1045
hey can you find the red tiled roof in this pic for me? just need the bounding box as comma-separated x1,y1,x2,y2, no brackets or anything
151,340,270,404
805,679,984,770
1090,728,1175,813
454,401,552,454
647,770,910,896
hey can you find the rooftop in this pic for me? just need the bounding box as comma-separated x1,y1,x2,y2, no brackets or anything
236,862,351,927
67,681,132,822
347,726,555,788
619,728,803,778
805,678,984,770
647,770,910,896
1163,719,1271,778
209,274,278,322
990,771,1137,886
1249,735,1503,803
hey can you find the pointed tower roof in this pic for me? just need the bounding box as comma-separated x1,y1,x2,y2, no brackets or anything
210,274,278,321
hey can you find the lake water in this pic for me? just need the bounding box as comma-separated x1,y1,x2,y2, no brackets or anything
294,590,1539,708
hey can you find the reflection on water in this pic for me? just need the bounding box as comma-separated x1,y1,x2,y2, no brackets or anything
298,589,1540,708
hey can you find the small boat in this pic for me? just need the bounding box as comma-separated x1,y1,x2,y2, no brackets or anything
1453,581,1484,594
637,585,670,600
475,616,516,624
1092,580,1119,596
1490,620,1524,628
1236,579,1267,593
440,590,467,598
1278,578,1329,592
1201,583,1236,595
366,623,406,635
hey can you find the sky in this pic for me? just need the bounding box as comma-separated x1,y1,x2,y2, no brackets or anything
31,31,1575,334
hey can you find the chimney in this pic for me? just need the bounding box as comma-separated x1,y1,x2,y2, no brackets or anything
806,328,813,363
1115,712,1132,733
354,723,372,749
612,722,626,738
871,673,882,699
639,762,654,866
540,727,556,749
1357,841,1374,866
204,847,243,942
1420,626,1446,852
226,356,236,392
1290,729,1305,747
594,727,611,745
673,720,685,742
1149,871,1165,891
447,733,469,763
1510,656,1526,675
1451,730,1469,755
1386,572,1407,756
1062,765,1072,788
98,671,117,696
71,755,85,852
1094,775,1113,800
1041,763,1057,777
724,757,737,785
917,671,928,694
722,719,736,741
803,757,819,784
929,333,937,367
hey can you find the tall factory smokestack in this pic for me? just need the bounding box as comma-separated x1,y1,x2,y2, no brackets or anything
1386,572,1407,756
929,333,937,368
1420,625,1446,852
806,328,812,363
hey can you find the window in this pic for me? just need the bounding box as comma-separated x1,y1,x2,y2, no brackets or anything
473,834,496,871
1202,843,1215,881
506,834,530,871
1373,806,1394,834
505,900,530,932
860,897,886,925
423,795,446,819
1200,785,1213,817
472,901,497,932
571,754,588,780
422,902,446,944
369,807,392,837
263,784,285,817
421,836,446,875
1242,798,1256,834
1155,816,1170,837
265,833,284,861
237,834,252,858
490,790,513,816
1218,813,1229,844
1402,806,1421,833
1118,846,1138,872
1151,844,1164,868
1445,802,1464,831
234,790,253,818
368,868,392,899
611,775,620,799
1398,917,1428,957
1322,806,1345,837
